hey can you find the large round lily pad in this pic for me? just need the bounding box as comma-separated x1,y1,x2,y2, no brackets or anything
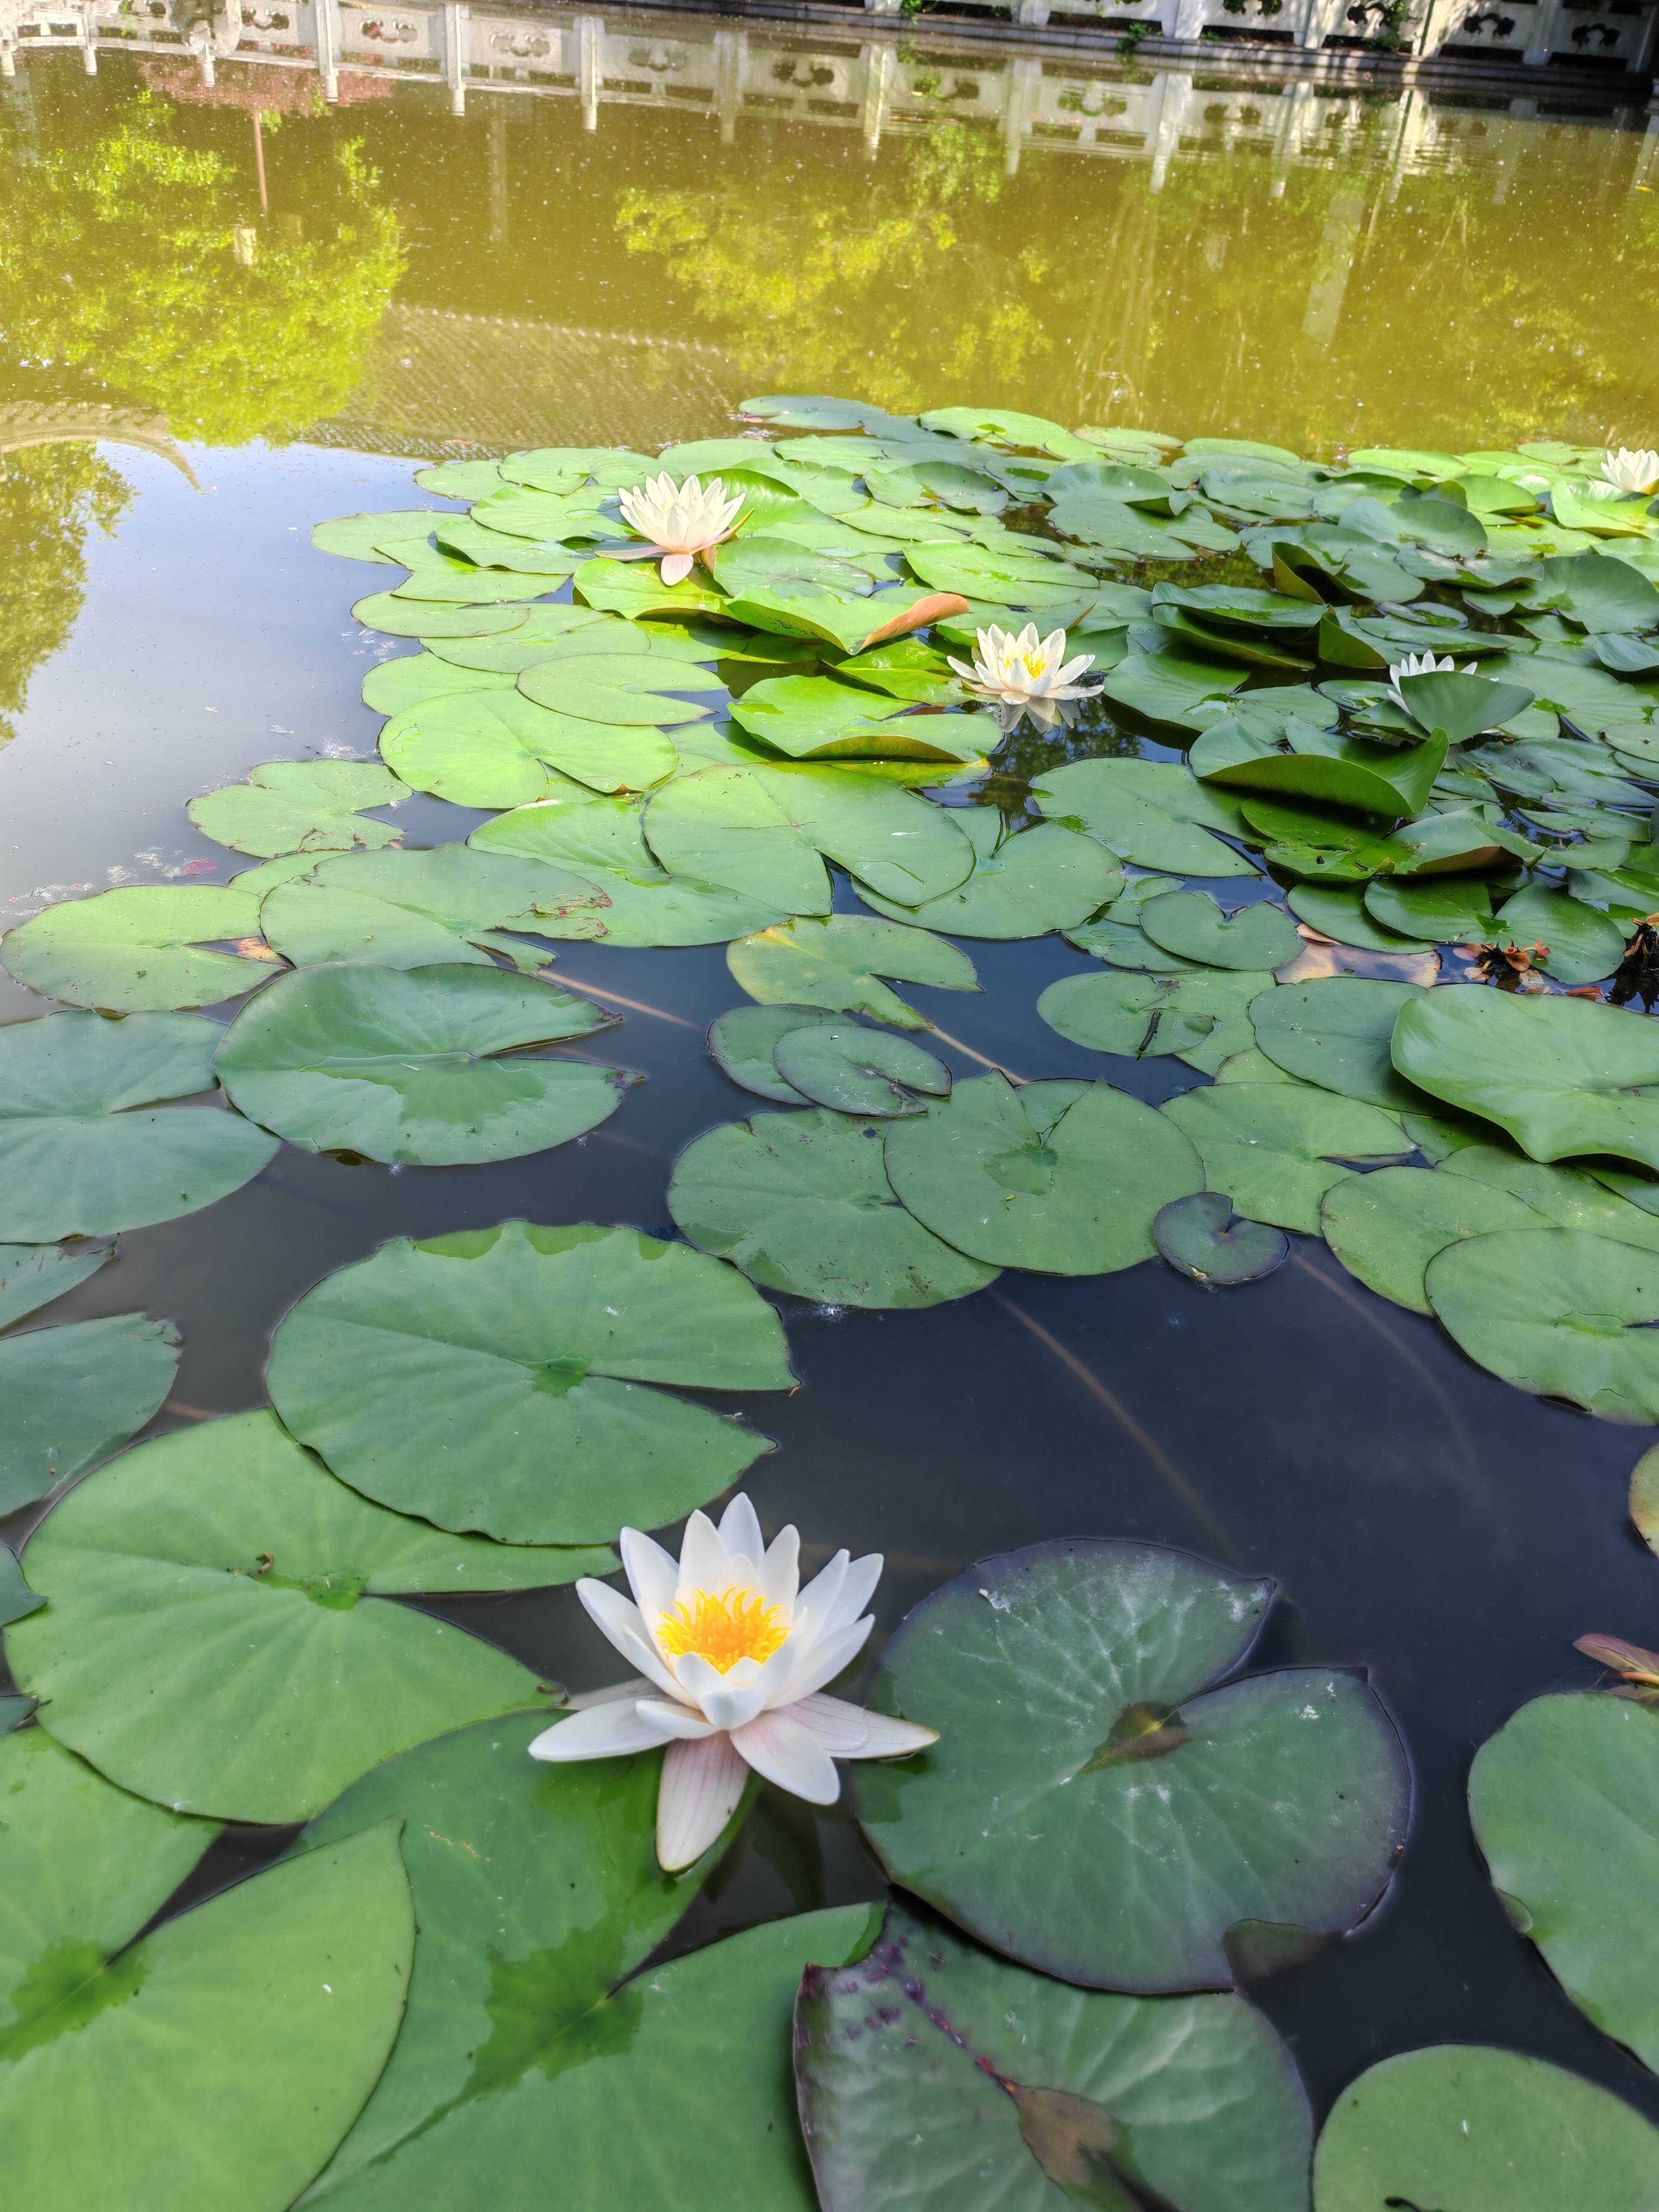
1312,2045,1659,2212
1250,977,1428,1109
1140,891,1301,972
0,1012,279,1242
295,1713,724,2203
214,962,635,1166
728,916,979,1031
1392,987,1659,1171
1162,1085,1409,1233
2,885,274,1011
1440,1143,1659,1253
669,1109,1000,1308
266,1221,792,1544
187,761,407,859
772,1024,950,1116
884,1074,1203,1272
7,1410,603,1820
858,813,1124,939
798,1898,1313,2212
296,1899,874,2211
707,1004,842,1103
1031,760,1257,878
260,845,608,972
0,1312,179,1512
1469,1691,1659,2071
1426,1226,1659,1421
0,1730,414,2212
1320,1166,1543,1313
858,1538,1409,1991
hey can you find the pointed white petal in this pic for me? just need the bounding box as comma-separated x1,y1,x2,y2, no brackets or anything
760,1522,800,1613
698,1679,771,1732
566,1674,652,1710
783,1615,875,1703
670,1650,726,1715
792,1550,849,1634
731,1708,841,1805
842,1711,940,1760
676,1509,726,1599
661,551,694,586
823,1552,882,1636
527,1700,667,1761
619,1528,679,1622
717,1492,766,1566
657,1734,747,1872
577,1580,684,1700
636,1699,719,1740
783,1692,872,1753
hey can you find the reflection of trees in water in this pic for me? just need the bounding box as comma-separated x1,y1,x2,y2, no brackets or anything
616,119,1053,411
0,85,403,446
0,443,132,745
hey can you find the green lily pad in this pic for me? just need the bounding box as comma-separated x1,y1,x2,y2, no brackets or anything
0,1240,112,1330
353,592,529,639
1320,1165,1546,1313
213,962,634,1166
187,763,407,859
1466,733,1650,808
573,556,731,622
425,606,610,672
729,672,994,764
6,1409,602,1821
707,1004,842,1103
644,765,975,915
1141,891,1301,972
1392,986,1659,1171
0,1731,414,2212
1441,1144,1659,1253
260,846,608,973
313,508,447,562
1197,724,1448,818
858,1537,1409,1991
0,1543,42,1626
1286,885,1419,952
798,1898,1313,2212
1395,669,1535,742
669,1108,1000,1309
0,1312,179,1512
1493,884,1626,983
470,790,655,872
1162,1085,1410,1233
301,1896,873,2212
1154,1191,1290,1285
365,654,514,715
413,458,504,497
1532,550,1659,633
1470,1690,1659,2069
1363,877,1496,943
859,812,1123,938
1312,2045,1659,2212
884,1074,1202,1273
517,653,719,727
521,865,787,948
1037,968,1273,1076
1250,978,1428,1108
0,1012,279,1242
3,885,274,1011
1100,650,1250,731
294,1712,728,2204
772,1024,949,1116
1032,761,1257,878
1426,1225,1659,1420
380,691,679,805
727,915,979,1031
267,1220,791,1544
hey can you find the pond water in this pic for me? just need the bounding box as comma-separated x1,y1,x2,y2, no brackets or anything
4,19,1659,2183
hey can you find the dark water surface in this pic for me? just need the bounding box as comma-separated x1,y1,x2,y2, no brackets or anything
4,31,1659,2133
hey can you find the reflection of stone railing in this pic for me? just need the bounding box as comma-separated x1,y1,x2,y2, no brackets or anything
0,402,200,484
3,0,1655,145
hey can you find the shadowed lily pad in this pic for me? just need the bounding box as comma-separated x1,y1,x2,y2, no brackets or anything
0,1240,112,1330
1426,1226,1659,1421
885,1074,1203,1273
797,1898,1314,2212
260,846,608,973
1154,1191,1290,1285
0,1731,415,2212
1250,978,1428,1109
1320,1165,1544,1312
1492,884,1626,984
728,916,979,1030
187,763,407,860
1312,2045,1659,2212
707,1004,842,1102
268,1222,790,1544
2,885,274,1011
0,1312,179,1513
1033,760,1257,877
380,690,680,803
1441,1144,1659,1252
859,812,1123,938
214,962,634,1166
0,1013,279,1242
1141,891,1301,972
772,1024,949,1116
857,1538,1409,1991
6,1410,600,1821
1037,968,1273,1075
1162,1086,1410,1233
670,1109,1000,1308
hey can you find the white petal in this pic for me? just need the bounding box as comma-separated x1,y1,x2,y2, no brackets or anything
657,1734,747,1872
637,1698,719,1740
619,1527,679,1622
842,1711,940,1760
699,1680,771,1732
825,1552,882,1635
717,1493,766,1566
760,1522,800,1613
782,1615,875,1703
565,1674,652,1710
607,542,660,562
731,1708,841,1805
577,1579,685,1701
676,1509,726,1599
527,1700,669,1762
660,551,694,586
783,1691,872,1753
792,1550,849,1635
1054,653,1095,686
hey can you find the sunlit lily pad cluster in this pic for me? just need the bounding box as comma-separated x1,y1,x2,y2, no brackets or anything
4,395,1659,2207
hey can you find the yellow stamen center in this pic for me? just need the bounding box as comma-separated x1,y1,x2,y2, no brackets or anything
658,1588,787,1675
1022,652,1048,678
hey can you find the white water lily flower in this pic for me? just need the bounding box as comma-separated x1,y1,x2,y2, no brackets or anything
947,622,1102,727
1602,448,1659,498
1386,650,1477,714
612,471,745,585
528,1496,936,1871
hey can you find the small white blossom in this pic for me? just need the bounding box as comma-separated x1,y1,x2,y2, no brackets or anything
1601,448,1659,498
611,472,745,585
946,623,1102,728
1386,650,1478,715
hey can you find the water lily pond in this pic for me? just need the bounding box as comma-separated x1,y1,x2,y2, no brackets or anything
4,25,1659,2212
